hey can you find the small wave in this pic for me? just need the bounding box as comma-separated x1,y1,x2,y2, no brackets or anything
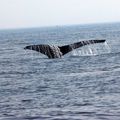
73,111,96,116
21,99,33,103
0,71,36,76
36,86,50,92
0,116,51,120
73,103,93,107
23,116,51,120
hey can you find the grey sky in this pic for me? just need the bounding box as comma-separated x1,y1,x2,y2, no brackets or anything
0,0,120,29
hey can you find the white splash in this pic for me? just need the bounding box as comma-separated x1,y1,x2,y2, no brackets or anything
72,41,111,56
104,41,111,53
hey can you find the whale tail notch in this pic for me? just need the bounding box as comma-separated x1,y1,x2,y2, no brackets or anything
24,39,106,58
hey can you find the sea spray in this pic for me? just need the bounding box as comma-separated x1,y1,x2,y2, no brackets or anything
71,41,111,56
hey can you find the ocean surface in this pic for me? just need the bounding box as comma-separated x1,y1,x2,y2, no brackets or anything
0,23,120,120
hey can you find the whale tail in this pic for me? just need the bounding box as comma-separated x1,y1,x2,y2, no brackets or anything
59,39,106,55
24,39,106,58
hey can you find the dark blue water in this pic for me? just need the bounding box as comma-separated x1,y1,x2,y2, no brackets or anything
0,23,120,120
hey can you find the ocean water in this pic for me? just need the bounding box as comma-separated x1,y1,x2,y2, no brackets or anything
0,23,120,120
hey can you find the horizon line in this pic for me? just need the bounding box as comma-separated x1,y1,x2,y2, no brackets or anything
0,21,120,31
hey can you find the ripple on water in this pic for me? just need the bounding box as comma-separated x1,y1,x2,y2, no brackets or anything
1,24,120,120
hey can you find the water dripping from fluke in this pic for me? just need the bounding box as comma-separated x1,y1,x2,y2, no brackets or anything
71,41,111,57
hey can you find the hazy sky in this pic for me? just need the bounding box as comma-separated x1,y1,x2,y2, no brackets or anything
0,0,120,29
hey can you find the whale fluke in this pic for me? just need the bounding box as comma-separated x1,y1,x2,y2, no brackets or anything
24,39,106,58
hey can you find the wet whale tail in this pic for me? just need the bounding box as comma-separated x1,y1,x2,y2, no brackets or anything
24,39,106,58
